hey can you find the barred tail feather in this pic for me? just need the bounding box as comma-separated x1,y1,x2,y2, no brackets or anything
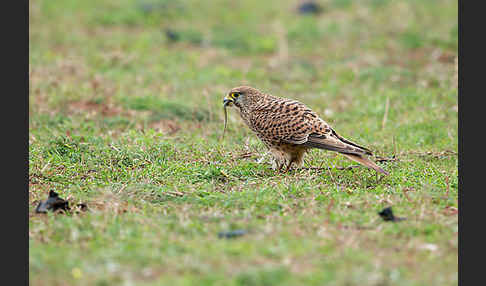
342,154,389,175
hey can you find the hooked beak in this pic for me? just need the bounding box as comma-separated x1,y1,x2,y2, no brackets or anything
223,97,233,107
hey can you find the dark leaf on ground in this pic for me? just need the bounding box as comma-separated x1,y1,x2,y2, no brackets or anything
297,1,323,15
35,190,70,213
378,207,406,222
35,190,88,214
218,229,247,239
165,29,180,42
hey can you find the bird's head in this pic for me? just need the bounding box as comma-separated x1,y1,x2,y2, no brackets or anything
223,86,262,110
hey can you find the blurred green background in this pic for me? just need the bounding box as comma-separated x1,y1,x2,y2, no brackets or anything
29,0,457,285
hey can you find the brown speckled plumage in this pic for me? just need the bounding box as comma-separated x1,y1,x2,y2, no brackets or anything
223,86,388,175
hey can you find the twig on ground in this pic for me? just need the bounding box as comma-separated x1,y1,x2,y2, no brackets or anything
300,165,362,171
165,191,185,197
382,96,390,129
445,176,450,197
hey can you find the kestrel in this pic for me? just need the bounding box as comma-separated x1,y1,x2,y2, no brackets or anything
223,86,388,175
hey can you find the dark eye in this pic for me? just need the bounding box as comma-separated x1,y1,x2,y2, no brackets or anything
233,92,240,98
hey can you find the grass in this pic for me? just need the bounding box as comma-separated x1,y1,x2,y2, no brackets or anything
29,0,458,285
